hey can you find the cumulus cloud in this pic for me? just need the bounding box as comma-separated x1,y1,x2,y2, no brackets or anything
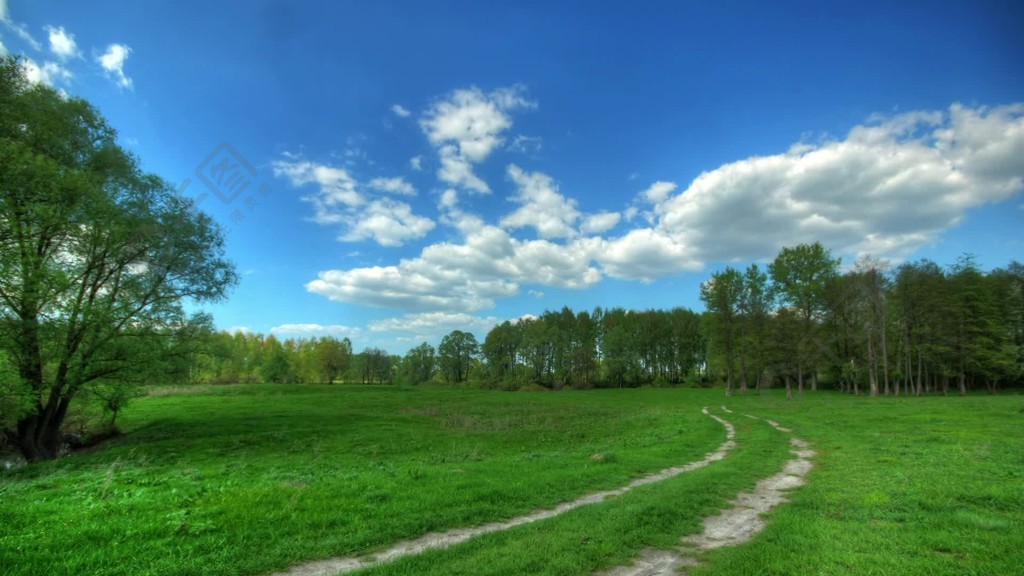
369,312,501,339
274,159,363,219
22,57,72,87
594,229,700,281
500,165,580,238
409,155,423,171
45,25,79,60
652,103,1024,263
305,102,1024,316
437,144,490,193
340,198,435,247
368,176,415,196
581,211,621,235
391,104,411,118
307,223,602,312
96,43,132,89
421,85,535,193
275,157,434,247
271,324,359,337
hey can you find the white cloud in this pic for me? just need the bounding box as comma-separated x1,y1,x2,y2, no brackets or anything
22,58,72,87
410,155,423,171
0,39,7,56
223,326,252,335
305,102,1024,317
642,181,678,204
437,144,491,193
45,26,79,60
391,104,411,118
96,43,133,89
0,0,41,51
581,211,621,235
421,85,535,193
651,103,1024,264
595,229,700,281
275,157,434,247
500,164,580,238
369,312,500,339
368,176,416,196
274,159,363,221
339,198,435,247
307,223,603,313
271,324,359,337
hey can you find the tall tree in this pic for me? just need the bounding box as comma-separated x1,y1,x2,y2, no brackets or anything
739,264,772,393
438,330,479,384
700,267,745,395
399,342,436,385
0,57,236,461
769,242,840,394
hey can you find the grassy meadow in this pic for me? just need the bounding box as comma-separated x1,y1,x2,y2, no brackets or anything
1,385,1022,576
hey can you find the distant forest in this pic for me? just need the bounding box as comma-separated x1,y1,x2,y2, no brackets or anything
187,243,1023,396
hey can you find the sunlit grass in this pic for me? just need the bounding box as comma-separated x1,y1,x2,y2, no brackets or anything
693,391,1024,576
2,386,1021,576
0,385,722,576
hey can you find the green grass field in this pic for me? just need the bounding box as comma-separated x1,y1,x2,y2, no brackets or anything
1,385,1022,576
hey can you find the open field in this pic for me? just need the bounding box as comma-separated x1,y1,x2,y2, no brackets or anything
2,385,1022,576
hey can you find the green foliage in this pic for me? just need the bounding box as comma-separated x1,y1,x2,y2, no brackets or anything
0,56,237,460
438,330,480,384
399,342,436,385
0,352,31,433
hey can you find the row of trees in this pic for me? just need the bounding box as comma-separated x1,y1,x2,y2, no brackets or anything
210,243,1019,397
700,244,1023,397
479,308,706,388
415,244,1022,396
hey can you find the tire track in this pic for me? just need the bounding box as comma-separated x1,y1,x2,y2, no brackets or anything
270,408,736,576
596,412,815,576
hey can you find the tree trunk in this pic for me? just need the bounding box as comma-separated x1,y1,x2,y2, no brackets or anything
16,412,64,462
881,316,890,396
785,374,793,399
739,351,748,395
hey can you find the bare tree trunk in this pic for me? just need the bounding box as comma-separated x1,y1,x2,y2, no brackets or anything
785,374,793,399
739,351,748,395
881,314,890,396
868,331,879,397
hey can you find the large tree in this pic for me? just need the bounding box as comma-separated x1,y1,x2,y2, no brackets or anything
0,57,237,460
769,242,840,393
438,330,479,384
700,267,745,395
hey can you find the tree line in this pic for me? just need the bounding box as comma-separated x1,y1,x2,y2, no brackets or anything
449,243,1022,396
182,243,1023,397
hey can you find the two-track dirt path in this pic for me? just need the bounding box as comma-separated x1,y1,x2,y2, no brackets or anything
596,412,816,576
271,408,736,576
271,407,813,576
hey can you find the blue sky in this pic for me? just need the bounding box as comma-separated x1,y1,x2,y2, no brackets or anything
4,1,1023,354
